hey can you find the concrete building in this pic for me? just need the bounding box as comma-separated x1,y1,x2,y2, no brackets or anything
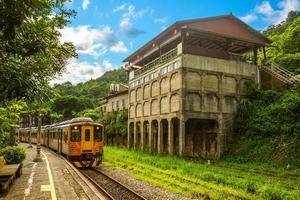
124,14,272,159
100,83,129,113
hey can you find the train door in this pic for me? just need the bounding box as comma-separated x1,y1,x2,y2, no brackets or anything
82,126,93,151
60,130,63,154
47,130,49,147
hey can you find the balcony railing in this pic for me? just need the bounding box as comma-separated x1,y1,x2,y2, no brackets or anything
229,53,255,64
135,47,178,78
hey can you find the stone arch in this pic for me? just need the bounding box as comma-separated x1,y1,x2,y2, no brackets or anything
129,106,135,118
130,90,135,103
185,93,201,111
151,120,159,152
136,87,142,102
151,99,159,115
222,76,237,94
160,96,169,114
185,119,218,158
203,74,218,92
151,80,159,97
160,76,169,94
170,93,180,112
143,101,150,116
170,72,180,91
136,104,142,117
143,84,150,100
186,71,200,90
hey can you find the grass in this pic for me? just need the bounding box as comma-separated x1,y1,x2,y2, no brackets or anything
101,146,300,200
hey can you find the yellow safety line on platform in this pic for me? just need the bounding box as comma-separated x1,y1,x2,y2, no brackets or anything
41,151,57,200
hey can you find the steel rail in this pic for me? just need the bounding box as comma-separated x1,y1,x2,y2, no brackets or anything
81,168,147,200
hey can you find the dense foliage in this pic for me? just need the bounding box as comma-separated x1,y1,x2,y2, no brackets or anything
0,0,77,102
228,82,300,165
78,108,128,137
0,145,26,164
0,101,27,148
264,11,300,73
51,95,94,120
53,69,128,100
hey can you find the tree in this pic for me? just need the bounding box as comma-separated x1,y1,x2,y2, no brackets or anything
0,101,27,148
264,11,300,73
51,95,94,120
0,0,77,102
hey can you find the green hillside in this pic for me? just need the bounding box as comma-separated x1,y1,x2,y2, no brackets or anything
54,68,128,99
49,68,128,120
263,11,300,73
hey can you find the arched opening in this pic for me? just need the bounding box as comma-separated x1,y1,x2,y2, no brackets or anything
136,121,141,149
129,122,134,148
171,118,180,155
161,119,168,153
151,120,158,152
185,119,218,158
143,121,150,150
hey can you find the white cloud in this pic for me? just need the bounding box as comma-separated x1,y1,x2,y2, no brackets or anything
120,18,145,38
59,25,128,57
154,16,169,24
240,0,300,25
115,4,147,38
51,59,118,84
110,41,128,52
113,3,127,13
256,1,274,16
82,0,90,10
240,13,258,23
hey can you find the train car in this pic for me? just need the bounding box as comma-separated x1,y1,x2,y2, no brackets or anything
17,117,104,168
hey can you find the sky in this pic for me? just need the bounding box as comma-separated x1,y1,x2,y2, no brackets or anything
52,0,300,84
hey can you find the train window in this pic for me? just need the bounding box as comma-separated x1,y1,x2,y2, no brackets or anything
94,126,102,142
71,130,81,142
85,130,90,141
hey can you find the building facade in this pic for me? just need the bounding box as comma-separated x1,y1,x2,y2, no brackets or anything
124,14,271,159
101,84,129,113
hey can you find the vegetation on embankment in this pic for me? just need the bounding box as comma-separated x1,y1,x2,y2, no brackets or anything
227,83,300,166
102,146,300,200
264,11,300,73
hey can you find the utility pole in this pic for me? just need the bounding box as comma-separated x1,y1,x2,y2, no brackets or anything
34,109,43,162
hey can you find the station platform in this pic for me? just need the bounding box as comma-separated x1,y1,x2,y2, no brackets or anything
0,143,105,200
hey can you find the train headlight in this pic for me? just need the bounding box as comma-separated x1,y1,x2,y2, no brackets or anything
96,127,99,130
74,126,78,130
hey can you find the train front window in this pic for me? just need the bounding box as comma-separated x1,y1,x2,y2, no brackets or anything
71,130,81,142
94,126,102,142
85,130,90,141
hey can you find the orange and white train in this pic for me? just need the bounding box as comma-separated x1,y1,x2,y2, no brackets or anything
17,117,104,168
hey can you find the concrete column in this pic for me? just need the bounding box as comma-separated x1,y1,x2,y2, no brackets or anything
217,115,225,159
157,120,162,153
141,121,145,151
168,118,174,155
179,118,185,156
133,122,137,150
149,121,153,152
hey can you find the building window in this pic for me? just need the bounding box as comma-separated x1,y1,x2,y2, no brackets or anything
122,99,125,109
116,101,119,111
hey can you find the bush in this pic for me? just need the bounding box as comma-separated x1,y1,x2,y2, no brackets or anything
0,146,26,164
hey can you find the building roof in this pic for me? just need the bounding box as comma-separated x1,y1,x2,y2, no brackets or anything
123,14,272,62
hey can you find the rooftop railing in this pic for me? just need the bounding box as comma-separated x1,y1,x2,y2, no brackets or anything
134,47,178,78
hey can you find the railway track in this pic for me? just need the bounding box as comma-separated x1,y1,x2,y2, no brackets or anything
80,168,147,200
